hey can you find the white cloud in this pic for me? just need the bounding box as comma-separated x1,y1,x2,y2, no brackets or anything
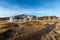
0,3,60,17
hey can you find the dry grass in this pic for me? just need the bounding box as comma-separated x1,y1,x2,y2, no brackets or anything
0,20,60,40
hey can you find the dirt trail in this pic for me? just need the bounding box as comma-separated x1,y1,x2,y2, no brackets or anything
27,21,58,40
0,21,59,40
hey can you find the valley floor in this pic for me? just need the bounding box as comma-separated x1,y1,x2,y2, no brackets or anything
0,20,60,40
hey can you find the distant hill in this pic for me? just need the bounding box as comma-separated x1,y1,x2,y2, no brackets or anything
38,16,58,20
0,14,36,20
0,14,59,21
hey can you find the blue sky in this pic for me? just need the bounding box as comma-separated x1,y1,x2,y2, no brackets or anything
0,0,60,17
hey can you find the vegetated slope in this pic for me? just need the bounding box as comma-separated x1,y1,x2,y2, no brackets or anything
0,21,60,40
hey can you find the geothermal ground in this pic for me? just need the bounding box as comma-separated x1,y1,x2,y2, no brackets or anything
0,20,60,40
